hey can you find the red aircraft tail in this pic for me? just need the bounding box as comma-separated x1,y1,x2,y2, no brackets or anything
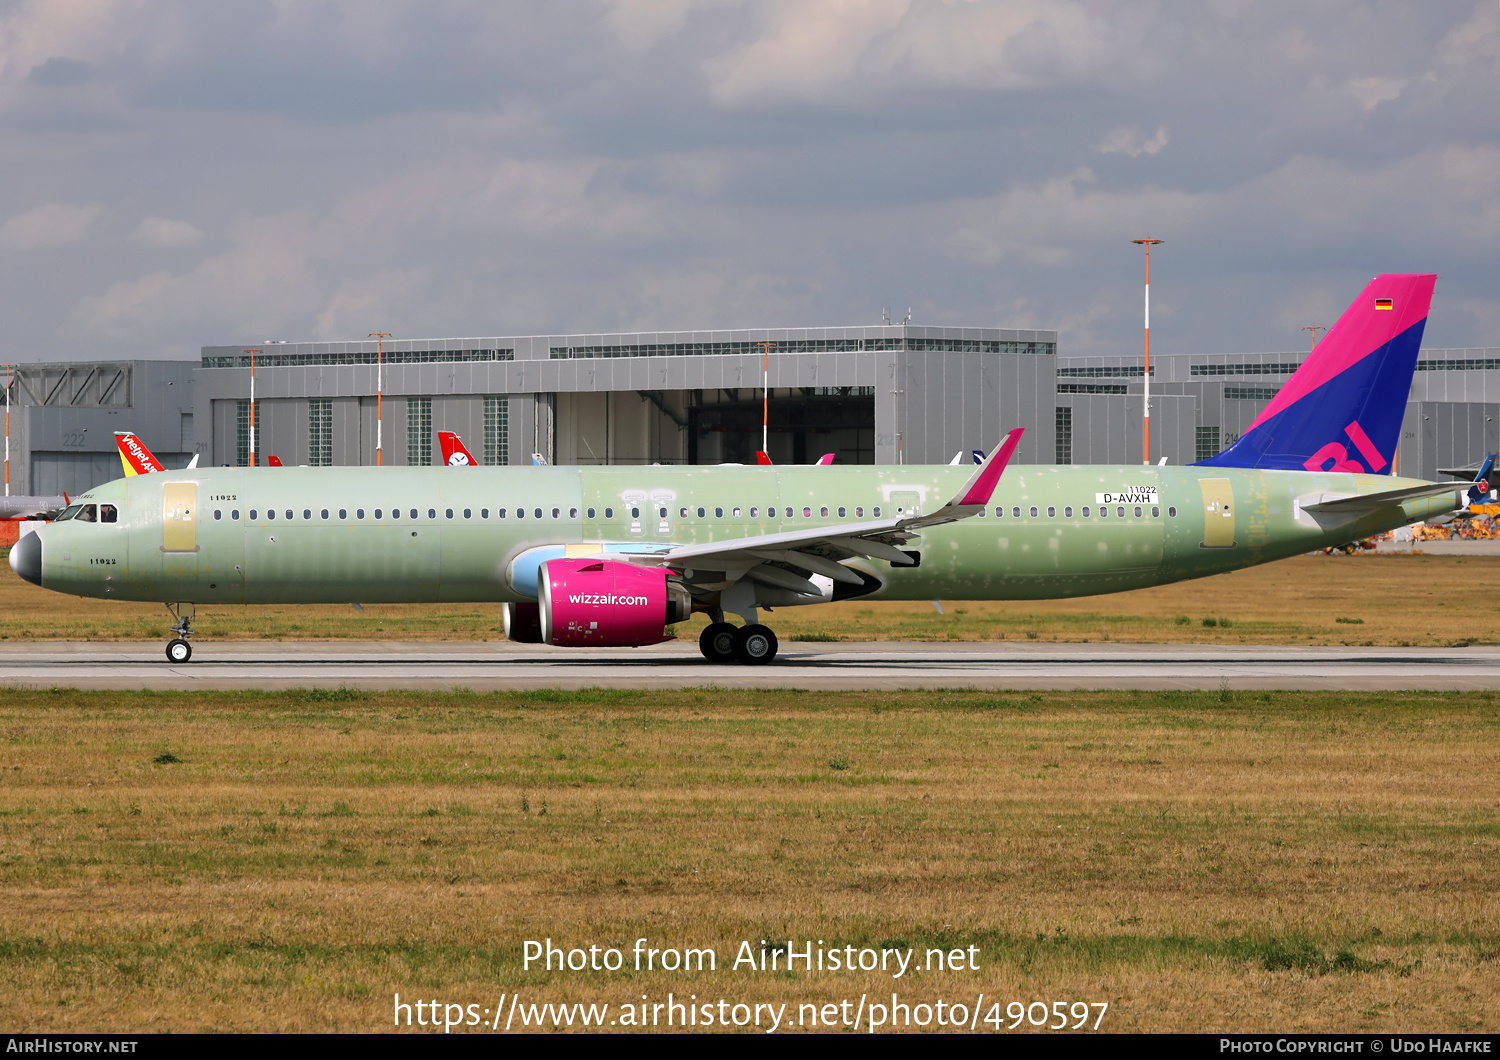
439,431,479,466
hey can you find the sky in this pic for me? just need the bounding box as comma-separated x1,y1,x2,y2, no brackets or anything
0,0,1496,362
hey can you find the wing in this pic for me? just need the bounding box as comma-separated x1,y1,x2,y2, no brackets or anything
628,428,1024,598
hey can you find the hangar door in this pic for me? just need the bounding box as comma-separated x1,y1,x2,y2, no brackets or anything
30,452,120,496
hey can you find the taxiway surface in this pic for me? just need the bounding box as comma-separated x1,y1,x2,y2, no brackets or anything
0,640,1494,690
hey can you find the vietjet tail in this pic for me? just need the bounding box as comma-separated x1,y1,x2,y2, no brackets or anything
1197,274,1435,474
438,431,479,466
116,432,199,476
116,432,167,476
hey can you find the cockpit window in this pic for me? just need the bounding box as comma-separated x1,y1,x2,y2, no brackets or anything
55,504,80,521
100,504,118,524
76,504,98,523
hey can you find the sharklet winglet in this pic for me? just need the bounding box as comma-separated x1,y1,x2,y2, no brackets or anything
957,428,1024,507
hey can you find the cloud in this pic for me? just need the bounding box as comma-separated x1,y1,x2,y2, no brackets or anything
1098,125,1169,158
134,216,203,248
1347,76,1408,111
71,212,323,344
0,203,101,250
27,56,94,87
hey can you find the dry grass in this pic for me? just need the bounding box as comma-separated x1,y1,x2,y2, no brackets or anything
1,687,1496,1032
0,550,1493,646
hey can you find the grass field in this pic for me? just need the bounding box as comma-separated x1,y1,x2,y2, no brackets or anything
0,550,1493,646
2,687,1496,1033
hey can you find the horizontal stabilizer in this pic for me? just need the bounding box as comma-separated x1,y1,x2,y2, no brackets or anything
1302,481,1466,516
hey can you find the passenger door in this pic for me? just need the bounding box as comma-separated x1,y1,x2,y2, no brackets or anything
162,483,198,553
1198,478,1237,549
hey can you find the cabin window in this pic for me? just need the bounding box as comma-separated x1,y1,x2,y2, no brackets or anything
250,509,259,520
820,507,829,517
873,506,882,517
1152,506,1160,518
716,507,724,518
286,510,294,520
856,506,864,517
1168,506,1177,517
499,508,508,518
372,509,381,519
534,508,542,519
320,509,329,519
1116,507,1125,518
587,507,595,519
214,510,222,520
679,506,688,517
803,507,812,518
838,507,847,518
446,508,454,519
302,509,312,520
733,507,742,518
427,508,436,520
750,507,758,518
266,509,276,520
1047,506,1056,518
1064,506,1073,518
1082,506,1090,517
482,508,490,519
604,507,613,518
390,508,399,519
515,508,524,519
1012,506,1020,518
631,507,640,519
1030,506,1039,518
339,509,347,519
1134,506,1143,518
463,509,471,519
355,509,364,519
1099,506,1108,518
552,508,560,519
992,506,1002,518
231,510,241,521
571,508,579,519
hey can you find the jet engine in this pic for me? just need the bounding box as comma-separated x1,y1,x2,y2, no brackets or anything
537,558,691,647
502,602,543,643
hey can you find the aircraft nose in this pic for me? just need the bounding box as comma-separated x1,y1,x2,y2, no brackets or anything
9,529,41,586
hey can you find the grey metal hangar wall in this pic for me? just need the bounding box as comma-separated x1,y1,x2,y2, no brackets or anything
193,325,1061,469
1,360,197,496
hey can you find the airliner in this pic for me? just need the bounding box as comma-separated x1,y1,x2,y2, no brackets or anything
9,274,1475,665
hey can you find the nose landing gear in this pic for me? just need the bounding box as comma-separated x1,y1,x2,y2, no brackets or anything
165,603,196,664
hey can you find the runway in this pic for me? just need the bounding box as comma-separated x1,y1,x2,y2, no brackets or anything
0,640,1496,690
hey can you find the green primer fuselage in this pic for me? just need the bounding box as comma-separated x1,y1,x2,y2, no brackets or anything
36,464,1457,606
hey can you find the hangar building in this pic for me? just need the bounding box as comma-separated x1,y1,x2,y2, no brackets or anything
2,328,1499,497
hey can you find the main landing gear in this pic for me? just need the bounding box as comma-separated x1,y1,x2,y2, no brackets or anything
165,603,195,664
699,621,779,665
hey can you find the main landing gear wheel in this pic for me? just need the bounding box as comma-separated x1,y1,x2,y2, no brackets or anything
733,624,778,666
699,622,738,663
165,638,192,664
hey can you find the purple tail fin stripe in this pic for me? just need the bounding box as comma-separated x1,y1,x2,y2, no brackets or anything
1244,275,1435,435
1196,274,1435,474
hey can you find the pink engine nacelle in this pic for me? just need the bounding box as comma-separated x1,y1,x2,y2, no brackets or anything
537,558,691,647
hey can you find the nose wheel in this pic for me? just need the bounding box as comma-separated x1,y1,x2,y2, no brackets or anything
164,603,196,664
